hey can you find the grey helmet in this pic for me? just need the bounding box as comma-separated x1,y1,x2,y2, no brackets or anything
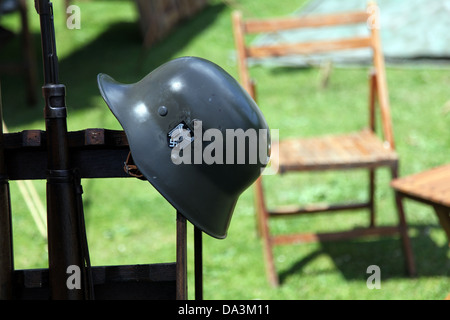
97,56,270,239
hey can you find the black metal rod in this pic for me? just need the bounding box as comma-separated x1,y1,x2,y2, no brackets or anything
35,0,58,85
194,226,203,300
0,83,14,299
176,212,187,300
35,0,86,299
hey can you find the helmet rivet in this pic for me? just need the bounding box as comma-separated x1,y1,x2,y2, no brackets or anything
158,106,168,116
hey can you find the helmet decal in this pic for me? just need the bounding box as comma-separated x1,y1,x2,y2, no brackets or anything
168,122,194,149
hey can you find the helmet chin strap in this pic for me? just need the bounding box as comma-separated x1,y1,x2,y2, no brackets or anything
123,151,145,180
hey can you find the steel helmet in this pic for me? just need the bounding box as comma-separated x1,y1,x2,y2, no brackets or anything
97,56,270,239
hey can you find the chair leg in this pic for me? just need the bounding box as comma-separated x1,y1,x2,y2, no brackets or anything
253,184,263,238
369,169,376,227
259,208,278,287
433,205,450,246
253,179,279,286
391,165,416,277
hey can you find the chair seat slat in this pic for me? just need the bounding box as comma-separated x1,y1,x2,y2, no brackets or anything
273,130,397,172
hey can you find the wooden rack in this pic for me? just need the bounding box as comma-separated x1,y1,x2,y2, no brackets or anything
0,128,195,299
0,0,200,300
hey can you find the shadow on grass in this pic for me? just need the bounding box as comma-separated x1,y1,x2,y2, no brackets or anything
278,224,449,285
1,2,225,128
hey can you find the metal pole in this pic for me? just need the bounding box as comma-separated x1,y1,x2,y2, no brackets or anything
0,83,14,299
35,0,86,299
194,226,203,300
176,212,187,300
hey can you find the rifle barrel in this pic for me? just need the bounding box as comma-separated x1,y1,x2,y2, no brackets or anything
36,0,59,84
35,0,86,299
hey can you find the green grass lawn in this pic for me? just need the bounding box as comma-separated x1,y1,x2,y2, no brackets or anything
0,0,449,299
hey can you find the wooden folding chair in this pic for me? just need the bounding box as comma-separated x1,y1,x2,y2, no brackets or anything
232,4,416,286
392,165,449,302
391,164,450,247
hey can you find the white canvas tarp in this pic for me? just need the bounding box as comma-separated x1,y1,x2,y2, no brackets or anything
251,0,450,66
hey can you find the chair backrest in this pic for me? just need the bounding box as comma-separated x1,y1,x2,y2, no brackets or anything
232,2,395,149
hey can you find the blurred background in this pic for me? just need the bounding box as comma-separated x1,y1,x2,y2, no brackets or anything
0,0,448,299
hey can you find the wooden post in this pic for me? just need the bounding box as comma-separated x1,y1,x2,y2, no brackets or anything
0,83,14,299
